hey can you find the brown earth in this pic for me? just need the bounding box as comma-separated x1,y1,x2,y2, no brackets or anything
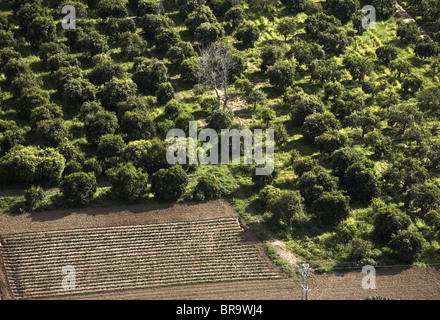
1,200,440,300
0,200,237,235
40,267,440,300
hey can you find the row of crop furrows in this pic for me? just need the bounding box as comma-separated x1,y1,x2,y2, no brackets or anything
1,218,282,299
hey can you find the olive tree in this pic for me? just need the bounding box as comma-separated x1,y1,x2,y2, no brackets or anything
151,165,188,202
60,172,97,206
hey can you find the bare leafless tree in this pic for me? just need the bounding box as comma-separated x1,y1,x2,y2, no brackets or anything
195,44,237,109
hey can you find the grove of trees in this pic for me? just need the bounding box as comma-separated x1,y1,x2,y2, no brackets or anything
1,0,440,269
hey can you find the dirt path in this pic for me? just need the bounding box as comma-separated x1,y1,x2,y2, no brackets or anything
394,1,429,39
224,167,303,271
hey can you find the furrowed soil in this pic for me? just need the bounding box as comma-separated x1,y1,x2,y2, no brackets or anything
0,200,237,235
0,200,439,300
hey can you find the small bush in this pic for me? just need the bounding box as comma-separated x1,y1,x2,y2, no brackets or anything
107,163,148,201
24,185,45,208
191,172,223,201
151,165,188,202
60,172,97,206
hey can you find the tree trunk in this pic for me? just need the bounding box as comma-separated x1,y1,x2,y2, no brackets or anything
157,0,164,15
214,87,222,109
223,86,228,109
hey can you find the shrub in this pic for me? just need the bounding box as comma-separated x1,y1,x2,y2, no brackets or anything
176,0,206,15
208,108,234,131
3,58,31,85
315,129,349,154
34,119,69,147
151,165,188,202
344,160,379,202
200,95,219,112
376,45,398,64
234,78,254,95
225,6,244,29
414,39,440,59
136,0,159,15
25,16,56,47
73,30,109,57
290,94,325,125
156,81,175,105
46,52,79,73
191,172,223,201
96,0,128,18
265,60,296,91
335,218,358,242
0,47,21,70
52,66,83,91
301,111,341,143
104,18,136,38
132,58,168,93
96,134,125,168
330,147,364,181
268,190,305,226
83,158,103,178
98,78,138,110
139,139,168,175
57,141,85,163
29,103,63,126
166,42,196,66
139,14,175,41
164,100,182,118
121,109,156,141
60,172,97,206
389,230,424,263
107,163,148,201
292,155,319,177
14,87,50,119
348,238,374,263
194,22,224,46
258,185,282,209
62,78,97,106
373,204,411,244
24,185,45,208
271,122,288,146
246,90,267,111
277,16,296,41
425,210,440,229
298,165,338,205
89,58,125,85
252,167,278,189
260,45,285,72
84,110,119,144
155,29,181,54
123,139,150,169
180,56,200,84
63,161,83,176
312,190,350,226
234,21,259,48
184,5,217,34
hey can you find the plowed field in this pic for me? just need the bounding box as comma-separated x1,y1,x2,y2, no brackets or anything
0,200,439,300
